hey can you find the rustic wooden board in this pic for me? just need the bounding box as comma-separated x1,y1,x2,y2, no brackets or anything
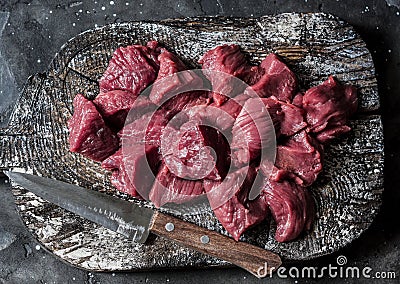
0,13,383,270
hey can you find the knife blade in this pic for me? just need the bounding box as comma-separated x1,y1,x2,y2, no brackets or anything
5,171,153,243
5,171,281,278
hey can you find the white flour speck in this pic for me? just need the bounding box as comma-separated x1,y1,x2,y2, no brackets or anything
95,24,98,28
397,11,400,16
72,22,76,26
388,49,392,53
49,10,52,14
126,2,129,5
140,2,143,6
139,11,143,14
101,6,106,10
37,59,41,63
110,0,115,5
113,13,116,17
35,245,41,250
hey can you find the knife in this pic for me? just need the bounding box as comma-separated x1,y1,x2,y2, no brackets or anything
5,171,281,277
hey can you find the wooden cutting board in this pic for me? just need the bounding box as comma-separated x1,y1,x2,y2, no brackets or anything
0,13,383,271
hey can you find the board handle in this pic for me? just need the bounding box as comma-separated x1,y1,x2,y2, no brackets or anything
149,211,281,278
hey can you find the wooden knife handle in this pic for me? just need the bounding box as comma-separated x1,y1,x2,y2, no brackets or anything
149,211,281,278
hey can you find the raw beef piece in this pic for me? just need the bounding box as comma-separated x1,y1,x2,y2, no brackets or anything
212,93,251,117
149,49,204,104
149,163,205,207
302,76,358,143
274,131,323,186
261,97,307,136
160,91,210,121
161,118,230,181
199,44,255,105
102,145,160,198
93,90,138,130
102,149,140,197
231,98,276,165
180,92,250,134
204,166,269,241
260,177,315,242
199,44,252,78
247,53,298,102
68,94,119,162
182,104,235,132
123,96,157,126
292,92,304,108
119,111,168,147
99,41,162,94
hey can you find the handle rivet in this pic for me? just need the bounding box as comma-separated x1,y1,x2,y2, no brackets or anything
200,235,210,244
165,222,175,232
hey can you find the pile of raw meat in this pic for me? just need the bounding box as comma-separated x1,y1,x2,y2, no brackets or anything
68,41,357,242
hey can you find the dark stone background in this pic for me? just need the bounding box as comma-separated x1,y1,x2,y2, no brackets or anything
0,0,399,283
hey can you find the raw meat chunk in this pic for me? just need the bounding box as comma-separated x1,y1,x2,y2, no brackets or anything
211,93,251,119
119,111,168,147
149,163,204,207
247,53,298,101
102,145,160,198
123,96,157,126
231,98,275,164
161,120,230,181
302,76,358,143
199,44,255,105
274,131,323,186
260,177,315,242
204,166,269,241
199,44,252,79
99,41,162,94
93,90,137,130
149,49,204,104
68,94,119,162
160,91,210,121
292,92,304,108
261,97,307,136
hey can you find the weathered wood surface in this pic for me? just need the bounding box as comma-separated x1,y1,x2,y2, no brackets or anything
0,13,383,270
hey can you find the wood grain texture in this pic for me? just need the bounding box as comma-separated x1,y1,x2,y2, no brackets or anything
0,13,383,270
150,212,282,277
